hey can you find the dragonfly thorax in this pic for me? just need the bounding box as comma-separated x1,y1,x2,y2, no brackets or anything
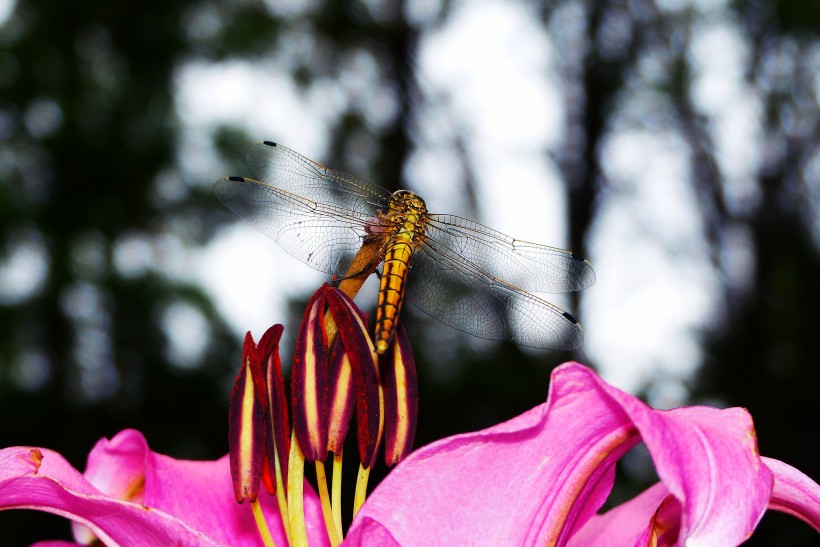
384,190,429,245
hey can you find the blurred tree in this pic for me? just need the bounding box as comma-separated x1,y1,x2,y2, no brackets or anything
692,1,820,542
541,0,820,543
0,0,250,542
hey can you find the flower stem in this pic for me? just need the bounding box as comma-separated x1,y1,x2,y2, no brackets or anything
353,463,371,517
315,460,341,546
331,451,343,536
287,431,309,547
250,499,276,547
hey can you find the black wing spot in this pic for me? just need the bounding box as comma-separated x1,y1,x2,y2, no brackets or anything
570,251,587,261
262,140,277,147
228,176,245,182
562,311,579,325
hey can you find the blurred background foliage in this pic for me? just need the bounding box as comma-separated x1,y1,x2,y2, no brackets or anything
0,0,818,543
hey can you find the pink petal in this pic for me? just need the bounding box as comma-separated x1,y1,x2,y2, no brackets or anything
568,482,684,546
567,483,672,546
147,452,289,544
564,456,820,546
95,429,328,545
341,516,401,546
592,392,772,544
83,429,149,501
763,456,820,531
347,363,633,545
347,363,776,546
0,447,223,546
1,431,330,546
72,429,152,542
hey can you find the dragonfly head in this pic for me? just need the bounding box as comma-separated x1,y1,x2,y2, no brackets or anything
390,189,427,212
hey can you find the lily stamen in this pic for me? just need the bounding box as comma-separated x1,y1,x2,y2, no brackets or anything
227,281,418,546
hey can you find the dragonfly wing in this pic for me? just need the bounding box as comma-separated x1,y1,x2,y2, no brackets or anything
425,214,595,294
245,141,393,212
406,243,584,350
214,175,376,277
215,142,394,277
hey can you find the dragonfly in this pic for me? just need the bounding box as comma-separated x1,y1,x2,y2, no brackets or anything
214,142,595,354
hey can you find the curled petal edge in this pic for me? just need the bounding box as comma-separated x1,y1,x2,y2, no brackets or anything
762,456,820,532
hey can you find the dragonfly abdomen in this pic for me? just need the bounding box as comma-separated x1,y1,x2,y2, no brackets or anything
373,190,429,354
374,239,414,354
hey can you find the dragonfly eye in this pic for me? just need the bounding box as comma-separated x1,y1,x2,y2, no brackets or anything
391,189,427,211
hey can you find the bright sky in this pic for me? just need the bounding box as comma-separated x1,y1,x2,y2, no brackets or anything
171,0,744,398
0,0,13,25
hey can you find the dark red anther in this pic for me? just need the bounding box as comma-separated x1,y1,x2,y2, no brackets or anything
326,288,383,469
291,285,331,463
327,335,355,455
382,322,418,466
228,332,266,503
257,324,289,492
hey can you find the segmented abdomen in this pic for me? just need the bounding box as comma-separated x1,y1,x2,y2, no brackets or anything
374,238,414,354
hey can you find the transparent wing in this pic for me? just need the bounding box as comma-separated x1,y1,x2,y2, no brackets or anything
246,141,393,211
406,242,584,350
405,213,593,349
424,214,595,294
214,142,392,277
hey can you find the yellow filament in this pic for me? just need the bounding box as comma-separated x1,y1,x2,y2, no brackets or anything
331,452,343,538
272,439,290,543
315,461,341,546
251,499,276,547
353,464,371,517
287,432,308,547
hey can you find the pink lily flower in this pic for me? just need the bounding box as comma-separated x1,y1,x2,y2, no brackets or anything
1,363,817,545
